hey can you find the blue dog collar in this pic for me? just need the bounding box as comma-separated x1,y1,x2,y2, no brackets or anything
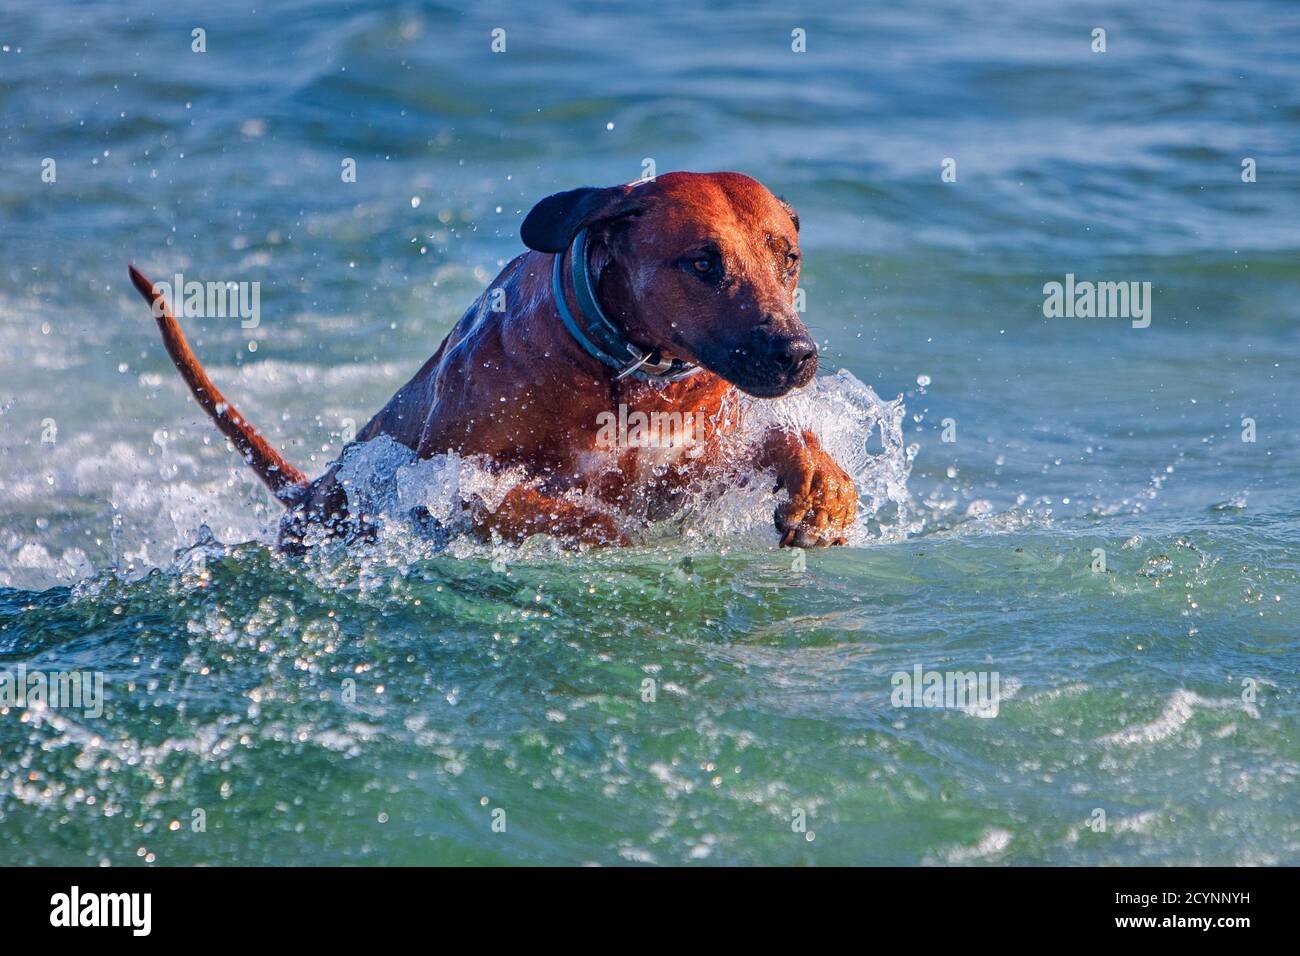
552,228,700,384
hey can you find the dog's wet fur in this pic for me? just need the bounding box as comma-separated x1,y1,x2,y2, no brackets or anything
129,171,858,551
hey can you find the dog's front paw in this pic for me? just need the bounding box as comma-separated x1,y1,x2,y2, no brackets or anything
771,431,858,548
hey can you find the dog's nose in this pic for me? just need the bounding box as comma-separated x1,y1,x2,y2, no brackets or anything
773,334,817,377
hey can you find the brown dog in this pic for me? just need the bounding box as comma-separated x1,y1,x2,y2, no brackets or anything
129,171,858,550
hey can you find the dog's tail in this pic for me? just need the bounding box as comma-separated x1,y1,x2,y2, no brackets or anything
128,265,310,506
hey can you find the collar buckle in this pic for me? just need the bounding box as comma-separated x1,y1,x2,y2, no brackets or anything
553,229,700,385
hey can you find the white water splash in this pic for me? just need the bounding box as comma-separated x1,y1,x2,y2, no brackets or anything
0,370,917,588
332,369,917,550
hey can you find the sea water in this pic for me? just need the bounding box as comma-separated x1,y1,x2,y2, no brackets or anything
1,0,1297,864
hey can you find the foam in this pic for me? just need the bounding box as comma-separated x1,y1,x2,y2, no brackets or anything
1100,689,1259,746
329,369,917,551
0,369,916,587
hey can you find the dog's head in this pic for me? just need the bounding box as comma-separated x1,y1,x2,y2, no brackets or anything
522,171,815,397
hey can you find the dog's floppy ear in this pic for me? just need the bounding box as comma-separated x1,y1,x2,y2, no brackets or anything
521,185,643,253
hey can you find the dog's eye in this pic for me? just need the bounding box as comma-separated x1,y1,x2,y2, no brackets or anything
784,252,800,271
682,252,721,280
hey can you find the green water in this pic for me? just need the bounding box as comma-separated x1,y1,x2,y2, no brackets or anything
2,512,1295,865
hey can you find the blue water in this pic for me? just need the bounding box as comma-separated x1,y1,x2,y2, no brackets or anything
0,0,1297,864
